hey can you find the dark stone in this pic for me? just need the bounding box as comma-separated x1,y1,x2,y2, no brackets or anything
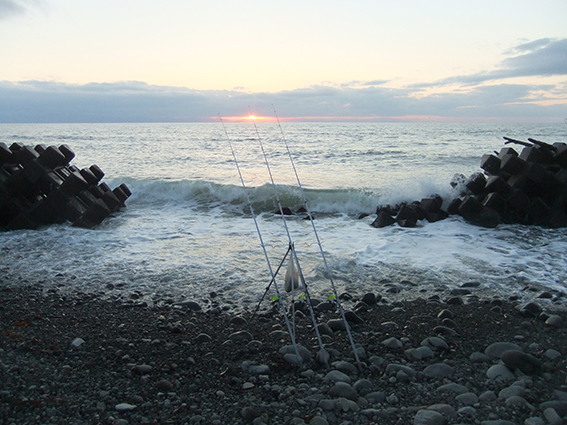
519,302,542,318
344,310,364,324
361,293,378,305
501,350,542,375
437,309,453,320
540,401,567,417
461,281,481,288
277,207,293,215
433,325,458,336
446,297,464,305
327,319,347,332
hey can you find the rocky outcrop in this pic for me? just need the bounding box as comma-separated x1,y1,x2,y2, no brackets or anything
0,142,130,231
372,136,567,228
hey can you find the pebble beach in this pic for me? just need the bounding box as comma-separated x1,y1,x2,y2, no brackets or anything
1,281,567,425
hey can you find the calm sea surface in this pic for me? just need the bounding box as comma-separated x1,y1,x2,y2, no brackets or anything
1,122,566,308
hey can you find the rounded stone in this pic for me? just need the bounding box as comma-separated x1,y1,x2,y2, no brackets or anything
486,364,515,381
544,349,561,360
385,363,416,377
325,370,352,384
361,293,377,305
196,333,212,343
484,342,522,359
382,337,403,349
332,360,358,374
327,319,346,331
416,346,435,359
437,383,468,395
413,409,446,425
421,337,449,351
155,379,173,391
456,392,478,406
423,363,454,379
353,378,373,395
279,344,311,362
427,404,456,418
132,364,153,375
229,330,254,342
498,385,525,400
500,350,541,375
309,416,329,425
115,403,136,411
545,315,563,328
328,382,358,401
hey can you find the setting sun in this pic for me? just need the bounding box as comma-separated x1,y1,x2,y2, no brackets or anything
217,115,276,122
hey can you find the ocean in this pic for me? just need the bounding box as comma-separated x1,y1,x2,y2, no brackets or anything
1,121,566,309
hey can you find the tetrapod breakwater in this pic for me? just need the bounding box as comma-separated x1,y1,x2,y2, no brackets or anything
0,142,131,231
371,136,567,229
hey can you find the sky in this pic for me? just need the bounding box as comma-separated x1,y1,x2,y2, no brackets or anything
0,0,566,123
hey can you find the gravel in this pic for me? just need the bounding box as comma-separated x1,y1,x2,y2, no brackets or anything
1,283,567,425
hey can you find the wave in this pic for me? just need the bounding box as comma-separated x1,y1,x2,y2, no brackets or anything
115,177,457,216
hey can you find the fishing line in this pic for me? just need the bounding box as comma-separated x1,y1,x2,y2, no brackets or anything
248,108,329,366
218,115,302,363
272,105,362,368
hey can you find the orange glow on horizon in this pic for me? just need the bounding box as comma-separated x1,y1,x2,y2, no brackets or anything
214,114,544,123
218,115,276,122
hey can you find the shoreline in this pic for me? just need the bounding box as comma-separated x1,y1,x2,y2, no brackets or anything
1,282,567,425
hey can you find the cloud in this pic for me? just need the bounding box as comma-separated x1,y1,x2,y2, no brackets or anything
0,0,44,20
0,79,563,123
427,38,567,87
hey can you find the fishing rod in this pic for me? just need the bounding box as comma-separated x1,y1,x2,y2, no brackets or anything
248,244,292,325
218,115,302,364
272,105,362,369
248,109,329,366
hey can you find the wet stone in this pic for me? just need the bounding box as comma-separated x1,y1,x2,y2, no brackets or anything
229,330,253,342
546,314,563,327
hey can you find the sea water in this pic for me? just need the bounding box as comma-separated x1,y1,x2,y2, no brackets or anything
1,122,566,308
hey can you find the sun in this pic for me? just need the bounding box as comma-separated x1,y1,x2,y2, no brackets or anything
247,115,257,120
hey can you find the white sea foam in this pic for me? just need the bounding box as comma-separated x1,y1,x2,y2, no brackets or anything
1,122,566,306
